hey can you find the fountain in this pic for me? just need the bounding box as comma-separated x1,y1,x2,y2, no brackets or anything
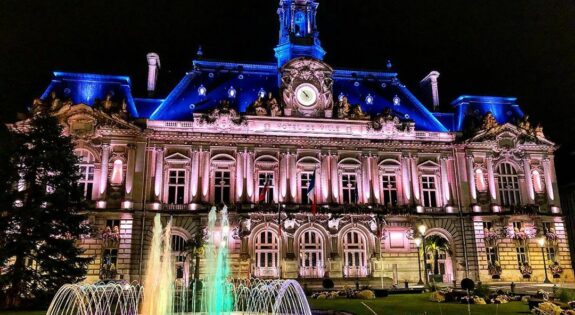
46,207,312,315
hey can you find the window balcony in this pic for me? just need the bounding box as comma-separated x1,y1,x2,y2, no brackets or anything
299,266,325,278
253,267,279,278
343,266,369,278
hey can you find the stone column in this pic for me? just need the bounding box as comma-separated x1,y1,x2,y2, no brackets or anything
362,155,371,204
440,157,450,205
523,158,535,203
125,144,136,199
201,150,211,202
401,155,411,203
330,154,339,203
319,154,329,203
99,143,110,198
371,156,381,204
486,156,496,201
245,152,254,202
542,159,555,202
280,153,288,202
236,151,244,203
467,155,477,202
190,150,200,202
289,153,297,201
154,147,164,202
410,156,420,204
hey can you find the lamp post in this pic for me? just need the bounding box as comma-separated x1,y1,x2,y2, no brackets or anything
415,237,424,285
538,236,552,284
418,224,428,284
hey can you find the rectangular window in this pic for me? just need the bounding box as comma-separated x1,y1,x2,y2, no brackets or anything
78,165,94,201
381,174,398,206
341,173,357,204
102,248,118,266
486,247,498,265
168,170,185,204
421,175,437,207
482,222,493,230
300,172,313,204
258,172,275,203
516,247,527,266
546,247,556,262
543,222,554,233
214,170,231,204
512,221,522,230
106,219,120,229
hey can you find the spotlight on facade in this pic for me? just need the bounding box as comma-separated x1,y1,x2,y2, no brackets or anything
551,206,560,214
472,205,482,212
258,88,266,99
365,94,374,105
228,86,237,98
122,200,133,209
198,84,207,96
152,202,161,210
393,95,401,106
97,200,107,209
492,205,501,212
416,205,424,213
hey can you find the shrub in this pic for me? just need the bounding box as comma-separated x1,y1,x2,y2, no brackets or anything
430,291,445,303
355,290,375,300
322,278,334,289
556,288,575,303
473,283,491,299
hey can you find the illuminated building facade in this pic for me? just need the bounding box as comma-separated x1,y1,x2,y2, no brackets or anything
11,0,573,285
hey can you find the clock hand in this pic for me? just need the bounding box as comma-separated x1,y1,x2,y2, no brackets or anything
303,91,309,98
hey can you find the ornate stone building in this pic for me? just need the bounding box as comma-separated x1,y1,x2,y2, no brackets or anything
10,0,573,285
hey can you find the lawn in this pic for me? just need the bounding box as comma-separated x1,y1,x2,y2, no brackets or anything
308,293,530,315
0,312,45,315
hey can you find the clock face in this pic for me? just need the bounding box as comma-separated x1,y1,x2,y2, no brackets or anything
295,84,318,107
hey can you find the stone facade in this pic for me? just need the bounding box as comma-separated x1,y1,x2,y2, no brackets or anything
7,0,573,286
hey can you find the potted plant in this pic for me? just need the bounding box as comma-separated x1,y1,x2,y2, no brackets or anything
520,262,533,279
549,261,563,278
488,261,502,279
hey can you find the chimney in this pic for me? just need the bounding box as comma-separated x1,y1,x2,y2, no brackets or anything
146,52,161,96
420,71,440,111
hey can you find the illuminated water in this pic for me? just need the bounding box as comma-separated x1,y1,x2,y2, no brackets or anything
46,208,311,315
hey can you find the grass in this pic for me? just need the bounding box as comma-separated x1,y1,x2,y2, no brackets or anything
308,293,530,315
0,312,45,315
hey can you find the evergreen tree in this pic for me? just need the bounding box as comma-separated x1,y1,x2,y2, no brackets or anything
0,114,91,309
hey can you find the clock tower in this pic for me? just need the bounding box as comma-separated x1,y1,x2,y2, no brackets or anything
274,0,326,68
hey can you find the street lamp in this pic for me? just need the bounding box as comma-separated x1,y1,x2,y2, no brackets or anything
415,237,424,285
537,236,552,284
418,224,428,284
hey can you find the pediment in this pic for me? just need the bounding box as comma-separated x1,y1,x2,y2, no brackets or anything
164,152,191,164
418,160,440,169
467,123,554,146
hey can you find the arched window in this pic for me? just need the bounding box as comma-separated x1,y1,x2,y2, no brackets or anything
110,160,124,186
254,229,279,278
171,233,188,282
299,229,324,278
497,163,520,206
343,230,368,277
75,149,95,200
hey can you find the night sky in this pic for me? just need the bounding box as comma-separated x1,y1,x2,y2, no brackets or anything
1,0,575,183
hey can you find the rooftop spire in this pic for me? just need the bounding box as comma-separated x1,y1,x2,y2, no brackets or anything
274,0,326,68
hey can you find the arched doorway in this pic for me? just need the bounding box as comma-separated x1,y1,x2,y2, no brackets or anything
424,233,454,283
298,229,324,278
253,229,280,278
342,229,368,277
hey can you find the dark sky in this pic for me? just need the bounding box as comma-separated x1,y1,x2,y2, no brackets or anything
1,0,575,183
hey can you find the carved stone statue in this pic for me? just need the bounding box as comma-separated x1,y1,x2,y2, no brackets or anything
351,105,367,120
265,92,279,115
481,112,499,130
102,93,114,112
518,115,531,130
534,123,545,138
31,98,46,115
337,96,351,119
49,91,62,112
253,96,267,116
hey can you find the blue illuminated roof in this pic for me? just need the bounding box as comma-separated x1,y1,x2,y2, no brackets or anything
41,72,139,117
148,59,448,132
